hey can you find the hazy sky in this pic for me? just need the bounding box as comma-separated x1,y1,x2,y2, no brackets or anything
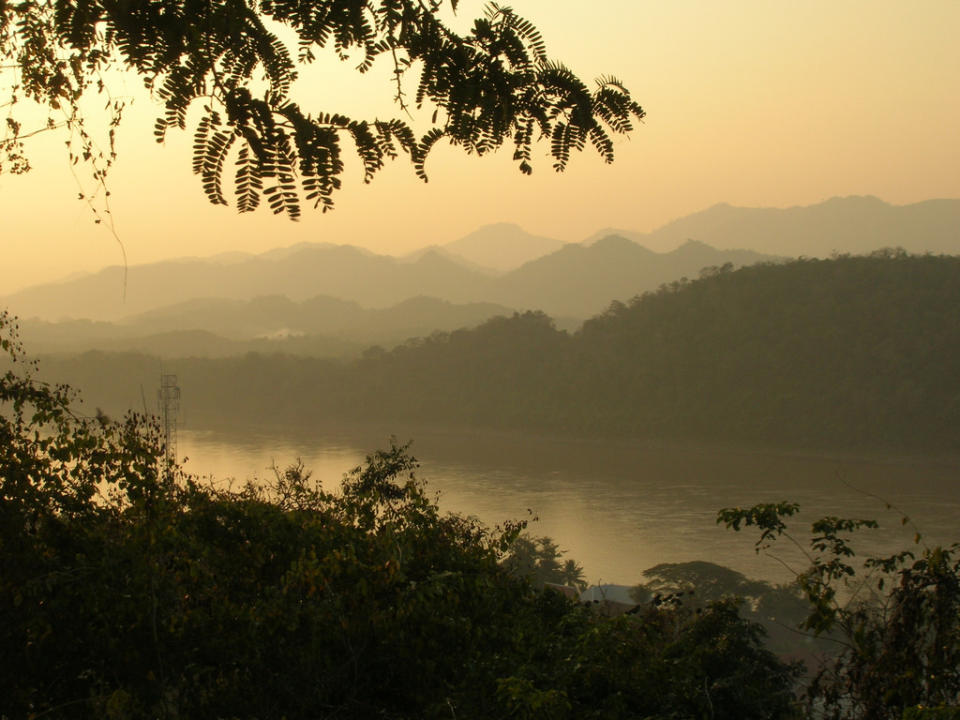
2,0,958,293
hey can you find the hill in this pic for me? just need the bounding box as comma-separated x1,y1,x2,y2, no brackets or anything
38,251,960,453
1,244,494,321
3,237,780,324
18,295,517,358
6,196,958,323
496,236,778,318
584,196,960,256
441,223,564,272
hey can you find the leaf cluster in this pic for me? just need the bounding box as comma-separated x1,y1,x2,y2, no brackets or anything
1,0,644,217
632,560,816,658
719,501,960,719
501,532,587,592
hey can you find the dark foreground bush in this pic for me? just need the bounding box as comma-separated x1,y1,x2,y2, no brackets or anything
721,502,960,720
1,310,802,719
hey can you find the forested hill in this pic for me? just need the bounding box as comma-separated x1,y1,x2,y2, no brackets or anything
39,252,960,452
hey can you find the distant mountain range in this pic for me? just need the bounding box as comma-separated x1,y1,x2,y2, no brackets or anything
495,237,771,318
41,253,960,452
441,223,564,272
4,195,956,336
583,196,960,256
18,296,518,358
2,244,494,322
3,236,779,325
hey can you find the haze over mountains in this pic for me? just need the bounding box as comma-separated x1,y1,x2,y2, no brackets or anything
4,195,957,359
18,296,517,358
440,223,565,272
39,253,960,453
6,195,960,459
582,195,960,255
3,232,778,323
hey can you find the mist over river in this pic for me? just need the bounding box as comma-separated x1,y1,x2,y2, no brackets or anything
178,425,960,587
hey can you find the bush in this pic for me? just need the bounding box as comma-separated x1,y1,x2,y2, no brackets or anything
720,502,960,719
1,310,800,718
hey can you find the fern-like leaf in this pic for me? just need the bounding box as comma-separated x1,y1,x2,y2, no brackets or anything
414,127,445,181
200,130,235,206
234,144,262,212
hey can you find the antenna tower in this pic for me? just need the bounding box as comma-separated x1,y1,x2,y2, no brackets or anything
158,373,180,477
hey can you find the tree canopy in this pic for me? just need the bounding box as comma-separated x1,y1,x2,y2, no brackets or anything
0,0,644,218
0,310,801,719
720,502,960,719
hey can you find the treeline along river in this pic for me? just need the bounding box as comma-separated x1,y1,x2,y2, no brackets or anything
36,254,960,454
25,253,960,583
177,423,960,587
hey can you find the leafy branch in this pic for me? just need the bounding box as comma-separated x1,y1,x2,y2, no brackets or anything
2,0,644,219
719,498,960,718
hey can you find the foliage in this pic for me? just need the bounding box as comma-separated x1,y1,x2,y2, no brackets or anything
719,501,960,719
0,311,801,719
499,598,803,720
501,532,586,591
0,0,644,218
631,560,814,657
902,709,960,720
636,559,776,605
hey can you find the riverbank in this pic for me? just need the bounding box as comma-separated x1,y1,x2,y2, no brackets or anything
175,423,960,589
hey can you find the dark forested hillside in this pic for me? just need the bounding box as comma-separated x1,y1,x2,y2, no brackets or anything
567,251,960,448
37,252,960,452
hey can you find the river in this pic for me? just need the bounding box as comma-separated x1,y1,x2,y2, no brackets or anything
177,424,960,588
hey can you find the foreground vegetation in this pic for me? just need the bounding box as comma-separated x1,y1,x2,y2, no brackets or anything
3,309,960,718
2,312,797,718
38,251,960,453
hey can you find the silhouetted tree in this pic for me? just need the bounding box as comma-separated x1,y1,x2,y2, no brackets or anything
1,0,644,218
502,533,587,591
720,501,960,719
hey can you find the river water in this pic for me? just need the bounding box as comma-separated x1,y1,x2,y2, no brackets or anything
177,425,960,588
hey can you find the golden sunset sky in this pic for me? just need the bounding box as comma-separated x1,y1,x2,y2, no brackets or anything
2,0,958,293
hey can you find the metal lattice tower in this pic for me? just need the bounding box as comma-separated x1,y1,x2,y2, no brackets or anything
158,374,180,476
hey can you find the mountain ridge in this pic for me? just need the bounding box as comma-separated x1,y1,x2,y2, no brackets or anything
583,195,960,255
441,222,564,272
5,195,956,324
38,253,960,453
19,295,521,358
3,237,782,323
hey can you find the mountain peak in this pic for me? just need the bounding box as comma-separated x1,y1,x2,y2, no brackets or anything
674,238,713,251
821,194,886,206
443,224,563,272
646,196,960,257
590,234,646,252
413,248,458,266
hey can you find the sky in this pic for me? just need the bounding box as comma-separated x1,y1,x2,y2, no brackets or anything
2,0,959,294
